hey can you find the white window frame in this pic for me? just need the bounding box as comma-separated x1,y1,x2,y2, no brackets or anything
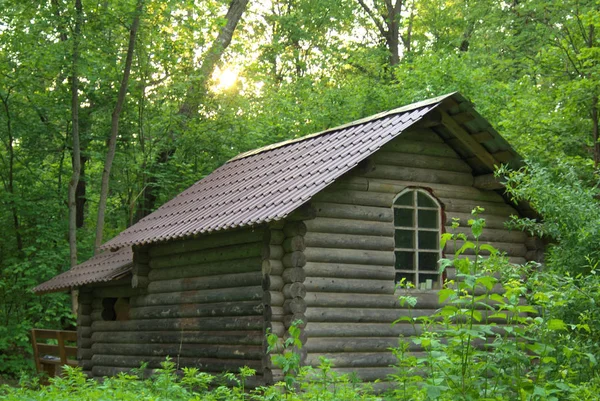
393,188,443,290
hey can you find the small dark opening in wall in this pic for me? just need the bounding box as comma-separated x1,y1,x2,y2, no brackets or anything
101,297,130,321
101,297,117,321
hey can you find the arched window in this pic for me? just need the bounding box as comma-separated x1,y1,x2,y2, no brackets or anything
393,188,442,289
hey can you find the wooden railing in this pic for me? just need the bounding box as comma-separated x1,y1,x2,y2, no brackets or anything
31,329,77,377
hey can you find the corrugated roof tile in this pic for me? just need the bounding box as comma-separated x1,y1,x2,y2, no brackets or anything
36,94,480,293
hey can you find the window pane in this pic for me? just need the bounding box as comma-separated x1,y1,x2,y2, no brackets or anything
395,193,413,206
417,192,436,207
395,230,413,247
395,251,414,270
395,272,415,285
418,273,439,289
418,252,439,270
418,209,438,229
394,208,413,226
418,231,438,250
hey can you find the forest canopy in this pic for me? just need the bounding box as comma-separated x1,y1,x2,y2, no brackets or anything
0,0,599,377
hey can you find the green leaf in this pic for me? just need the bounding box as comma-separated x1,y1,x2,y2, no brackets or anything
547,318,567,331
476,275,497,291
438,288,455,304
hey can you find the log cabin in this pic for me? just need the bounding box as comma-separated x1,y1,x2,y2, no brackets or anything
34,92,543,386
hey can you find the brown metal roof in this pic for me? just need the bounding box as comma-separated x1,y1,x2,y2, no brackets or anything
35,92,524,293
33,247,132,294
99,100,442,251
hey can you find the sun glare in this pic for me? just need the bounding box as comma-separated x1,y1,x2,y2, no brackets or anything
213,67,238,91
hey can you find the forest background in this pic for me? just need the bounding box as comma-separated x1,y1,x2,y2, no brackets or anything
0,0,599,378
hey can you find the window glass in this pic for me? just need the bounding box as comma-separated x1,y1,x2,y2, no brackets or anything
393,189,442,289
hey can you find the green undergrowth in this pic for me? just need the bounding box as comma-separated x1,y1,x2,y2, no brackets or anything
0,359,380,401
3,208,600,400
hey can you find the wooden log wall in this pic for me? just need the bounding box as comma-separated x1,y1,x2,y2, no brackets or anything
261,220,308,383
301,126,536,383
77,288,93,375
85,227,266,380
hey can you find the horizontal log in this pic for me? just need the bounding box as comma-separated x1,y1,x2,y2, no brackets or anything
263,275,284,291
350,177,505,204
452,227,527,244
445,253,527,266
304,232,394,251
91,343,264,360
78,304,93,315
305,247,394,266
150,242,262,269
283,236,305,252
262,245,284,260
130,285,263,307
286,203,316,221
399,127,444,143
91,315,264,332
525,236,544,250
78,348,93,360
77,314,92,327
91,354,263,371
371,151,471,173
445,240,527,258
305,337,412,353
92,286,135,299
364,164,474,187
305,322,424,337
304,277,395,294
268,229,285,245
80,360,93,371
284,313,306,328
282,282,306,299
306,352,397,368
266,322,286,337
305,292,401,308
262,260,284,275
266,306,285,320
305,218,393,237
312,189,392,208
91,330,264,345
129,301,264,320
283,221,307,237
132,275,149,289
282,251,306,268
303,262,394,280
282,268,306,283
263,291,285,306
380,138,460,158
148,257,262,281
283,298,307,314
442,198,517,216
473,173,504,190
78,337,93,349
79,327,92,339
305,307,429,323
445,212,508,230
149,228,264,258
313,202,392,222
147,271,263,294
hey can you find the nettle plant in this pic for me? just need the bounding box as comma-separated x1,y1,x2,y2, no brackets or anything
390,207,573,401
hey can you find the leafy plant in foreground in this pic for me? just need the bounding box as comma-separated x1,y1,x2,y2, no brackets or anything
391,208,574,400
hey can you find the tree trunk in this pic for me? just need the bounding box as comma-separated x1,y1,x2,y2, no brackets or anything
0,90,23,252
134,0,249,221
68,0,82,268
94,0,144,251
68,0,83,314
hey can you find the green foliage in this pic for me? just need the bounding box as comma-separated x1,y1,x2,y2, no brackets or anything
498,162,600,274
390,209,591,400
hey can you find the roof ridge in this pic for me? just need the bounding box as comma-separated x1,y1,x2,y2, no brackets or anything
228,92,457,163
